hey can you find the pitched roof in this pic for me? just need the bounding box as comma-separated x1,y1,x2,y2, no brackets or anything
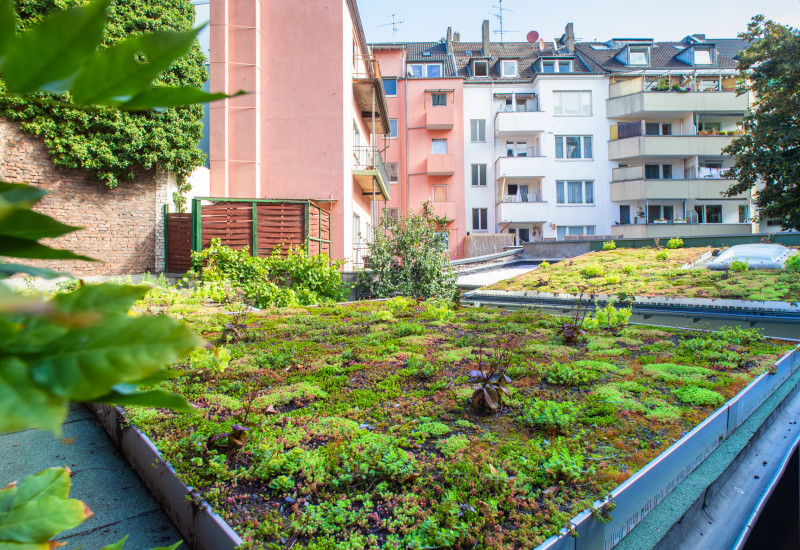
575,38,747,72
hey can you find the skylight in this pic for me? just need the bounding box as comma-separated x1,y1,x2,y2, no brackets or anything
422,51,431,57
590,44,611,50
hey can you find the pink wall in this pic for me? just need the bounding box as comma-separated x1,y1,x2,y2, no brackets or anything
374,48,466,259
209,0,381,263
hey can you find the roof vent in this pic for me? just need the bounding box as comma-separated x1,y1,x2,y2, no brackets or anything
422,51,431,57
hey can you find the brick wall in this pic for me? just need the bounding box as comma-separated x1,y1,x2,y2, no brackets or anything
0,119,175,275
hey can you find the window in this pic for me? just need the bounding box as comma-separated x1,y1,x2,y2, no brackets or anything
431,139,448,154
694,49,713,65
353,213,361,244
501,60,518,77
389,118,398,138
662,165,673,179
433,185,448,202
383,208,400,224
556,226,595,240
695,204,722,223
542,61,556,73
699,122,721,132
556,181,594,204
506,141,527,157
471,164,487,186
470,119,486,142
620,205,631,225
388,162,399,183
431,93,447,106
646,123,673,136
472,208,488,230
739,204,749,223
558,61,572,73
648,205,675,223
383,78,397,96
553,91,591,115
473,60,488,77
365,223,371,243
645,164,660,179
542,60,572,73
555,136,593,159
506,184,530,201
407,64,442,78
629,47,649,65
436,231,450,249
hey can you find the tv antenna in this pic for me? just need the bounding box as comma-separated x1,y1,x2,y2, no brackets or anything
492,0,517,43
378,13,404,42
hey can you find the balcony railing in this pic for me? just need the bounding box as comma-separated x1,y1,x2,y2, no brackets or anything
353,146,389,190
352,54,382,81
498,192,543,203
609,75,739,99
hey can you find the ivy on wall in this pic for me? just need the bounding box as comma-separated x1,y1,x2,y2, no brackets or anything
0,0,206,206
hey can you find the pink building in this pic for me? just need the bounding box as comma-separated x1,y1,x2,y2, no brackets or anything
373,43,467,259
208,0,390,266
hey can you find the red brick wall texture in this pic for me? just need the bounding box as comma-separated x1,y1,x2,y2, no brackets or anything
0,119,170,275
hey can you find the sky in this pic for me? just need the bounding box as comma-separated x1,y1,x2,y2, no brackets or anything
357,0,800,44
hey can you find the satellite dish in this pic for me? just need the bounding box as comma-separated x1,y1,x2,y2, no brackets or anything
526,30,540,43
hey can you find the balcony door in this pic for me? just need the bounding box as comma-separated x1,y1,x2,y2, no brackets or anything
619,205,630,225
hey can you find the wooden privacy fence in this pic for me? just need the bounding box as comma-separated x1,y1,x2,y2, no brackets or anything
164,198,331,272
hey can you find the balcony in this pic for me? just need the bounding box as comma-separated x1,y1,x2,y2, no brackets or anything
494,110,546,137
613,222,754,239
607,91,749,119
495,156,546,179
427,154,456,176
496,200,549,224
352,146,390,200
352,54,390,135
610,165,745,201
425,91,455,130
608,135,734,160
430,201,458,223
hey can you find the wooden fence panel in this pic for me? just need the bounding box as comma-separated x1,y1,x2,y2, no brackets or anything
200,202,253,250
255,203,305,257
166,213,192,272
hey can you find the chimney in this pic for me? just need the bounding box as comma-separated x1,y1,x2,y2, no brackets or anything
562,22,575,53
482,19,490,55
453,31,460,42
446,27,452,53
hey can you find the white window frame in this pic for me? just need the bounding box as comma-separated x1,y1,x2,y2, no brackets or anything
472,208,488,231
431,139,448,154
628,47,650,66
470,119,486,142
553,91,592,116
425,64,442,78
555,135,593,160
501,60,518,78
471,164,487,186
693,49,713,65
473,59,489,77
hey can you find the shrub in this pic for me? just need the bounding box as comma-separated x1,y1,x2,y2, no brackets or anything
666,238,684,249
420,298,455,321
622,264,635,275
520,399,578,431
656,250,670,261
386,296,416,317
729,259,749,272
583,301,632,330
539,261,550,269
602,241,617,251
785,254,800,272
356,203,457,300
369,309,394,323
542,363,599,386
190,240,346,308
580,264,605,278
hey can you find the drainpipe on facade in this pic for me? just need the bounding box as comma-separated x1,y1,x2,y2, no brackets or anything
404,74,410,215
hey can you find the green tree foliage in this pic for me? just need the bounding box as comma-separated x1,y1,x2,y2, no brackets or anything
724,16,800,230
357,203,457,300
0,0,213,207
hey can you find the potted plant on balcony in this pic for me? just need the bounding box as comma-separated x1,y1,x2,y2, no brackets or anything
653,77,670,91
674,218,688,224
654,218,668,224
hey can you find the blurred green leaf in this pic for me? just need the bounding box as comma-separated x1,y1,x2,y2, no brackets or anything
30,315,203,401
0,0,15,68
52,282,148,315
0,264,67,280
0,182,48,207
71,28,199,105
94,388,195,413
2,0,110,94
1,237,96,261
0,468,90,545
122,86,238,110
101,535,129,550
0,358,67,435
0,209,81,240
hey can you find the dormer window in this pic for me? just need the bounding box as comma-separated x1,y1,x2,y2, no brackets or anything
473,60,489,77
501,60,518,78
694,49,713,65
541,59,572,73
407,63,442,78
629,47,649,65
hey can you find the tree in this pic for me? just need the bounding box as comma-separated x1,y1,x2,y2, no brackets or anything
357,203,457,300
723,16,800,230
0,1,238,547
